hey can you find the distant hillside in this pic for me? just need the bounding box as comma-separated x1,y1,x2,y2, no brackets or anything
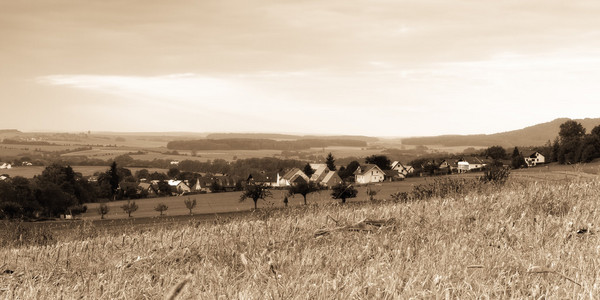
205,133,379,143
402,118,600,147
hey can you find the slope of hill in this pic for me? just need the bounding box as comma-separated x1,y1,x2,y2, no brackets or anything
402,118,600,147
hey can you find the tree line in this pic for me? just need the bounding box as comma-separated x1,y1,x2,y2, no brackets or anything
166,138,367,151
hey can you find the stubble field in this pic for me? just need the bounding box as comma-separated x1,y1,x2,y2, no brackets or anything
2,172,600,298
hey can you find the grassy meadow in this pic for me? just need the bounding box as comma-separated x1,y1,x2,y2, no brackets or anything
2,172,600,298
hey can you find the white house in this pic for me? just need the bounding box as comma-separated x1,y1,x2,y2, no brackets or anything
391,161,413,177
524,152,545,167
354,164,385,184
168,180,191,195
0,163,12,169
191,178,204,192
457,157,487,173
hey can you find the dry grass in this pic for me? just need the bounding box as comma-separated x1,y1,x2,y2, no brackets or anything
2,177,600,298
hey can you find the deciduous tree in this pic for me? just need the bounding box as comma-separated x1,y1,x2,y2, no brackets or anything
331,183,358,204
184,197,197,215
98,203,109,219
154,203,168,216
121,200,138,217
365,155,391,170
288,181,320,205
240,183,272,210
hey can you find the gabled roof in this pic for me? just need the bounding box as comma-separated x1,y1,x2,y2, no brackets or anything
527,151,544,158
321,171,342,185
309,163,329,180
138,182,153,189
459,157,487,164
354,164,383,176
282,168,308,181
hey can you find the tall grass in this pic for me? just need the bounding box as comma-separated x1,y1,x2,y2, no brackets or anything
1,178,600,298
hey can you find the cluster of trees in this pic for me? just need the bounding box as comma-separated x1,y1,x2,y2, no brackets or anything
553,120,600,164
166,138,367,151
177,157,305,179
0,164,93,219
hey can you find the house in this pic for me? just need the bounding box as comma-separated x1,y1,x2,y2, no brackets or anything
247,172,279,186
391,161,413,177
0,163,11,169
383,170,403,181
277,168,309,186
309,163,329,181
168,180,191,195
211,176,239,192
137,182,158,197
457,157,487,173
354,164,385,184
319,171,343,187
0,175,8,181
524,151,545,167
438,160,456,174
191,178,205,192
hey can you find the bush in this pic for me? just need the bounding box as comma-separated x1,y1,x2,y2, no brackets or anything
480,166,510,184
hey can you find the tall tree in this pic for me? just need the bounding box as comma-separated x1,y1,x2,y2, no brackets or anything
338,161,360,181
325,153,336,171
550,137,560,162
511,147,526,169
303,163,315,178
365,155,392,170
483,146,507,160
288,181,320,205
559,120,586,141
240,183,272,210
108,162,120,200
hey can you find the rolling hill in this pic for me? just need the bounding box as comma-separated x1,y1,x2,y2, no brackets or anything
401,118,600,147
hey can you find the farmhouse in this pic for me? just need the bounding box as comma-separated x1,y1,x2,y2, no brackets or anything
191,178,205,192
354,164,385,184
0,163,11,169
524,151,545,167
309,163,329,181
457,157,487,173
247,172,279,186
321,171,343,187
137,182,158,196
391,161,413,177
383,170,403,181
168,180,191,195
277,168,309,187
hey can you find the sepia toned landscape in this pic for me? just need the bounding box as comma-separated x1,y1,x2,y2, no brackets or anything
3,1,600,299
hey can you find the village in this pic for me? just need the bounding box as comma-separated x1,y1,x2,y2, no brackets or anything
120,150,546,198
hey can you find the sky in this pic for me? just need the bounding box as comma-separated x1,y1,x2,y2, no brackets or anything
2,0,600,137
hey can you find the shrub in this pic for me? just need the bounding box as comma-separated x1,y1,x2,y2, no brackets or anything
480,165,510,184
